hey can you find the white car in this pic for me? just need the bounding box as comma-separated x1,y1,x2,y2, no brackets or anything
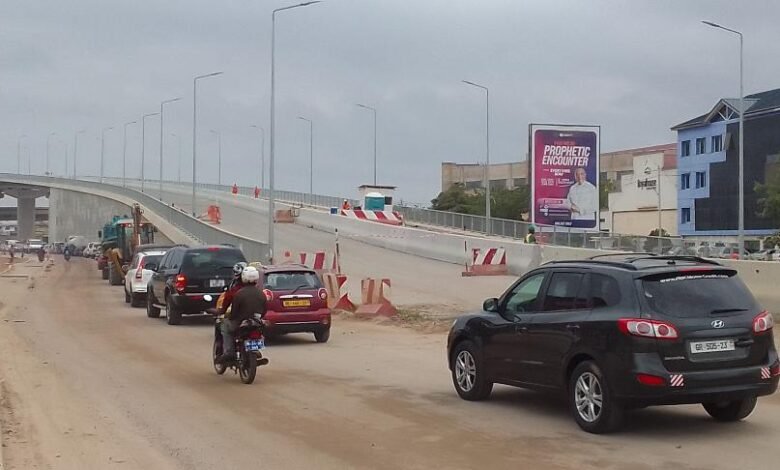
124,250,167,307
26,239,44,253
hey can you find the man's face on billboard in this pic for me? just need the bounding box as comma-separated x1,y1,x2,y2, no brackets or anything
575,168,587,184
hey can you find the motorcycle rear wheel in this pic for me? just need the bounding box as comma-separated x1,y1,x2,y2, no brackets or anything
239,353,257,384
213,341,227,375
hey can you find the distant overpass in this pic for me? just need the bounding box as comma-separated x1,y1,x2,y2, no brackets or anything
0,206,48,222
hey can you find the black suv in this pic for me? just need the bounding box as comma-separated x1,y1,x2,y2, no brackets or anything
146,245,247,325
447,255,778,433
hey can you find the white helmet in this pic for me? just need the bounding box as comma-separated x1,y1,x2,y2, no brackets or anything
241,266,260,284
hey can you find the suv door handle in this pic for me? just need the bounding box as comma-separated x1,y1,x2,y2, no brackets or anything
516,325,529,333
566,324,580,331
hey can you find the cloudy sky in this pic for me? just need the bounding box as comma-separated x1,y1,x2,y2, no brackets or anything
1,0,779,204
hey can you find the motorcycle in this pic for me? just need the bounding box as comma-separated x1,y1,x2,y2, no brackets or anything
63,250,71,261
205,295,268,385
37,250,45,262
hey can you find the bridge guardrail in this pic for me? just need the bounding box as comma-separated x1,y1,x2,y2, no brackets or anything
0,174,271,263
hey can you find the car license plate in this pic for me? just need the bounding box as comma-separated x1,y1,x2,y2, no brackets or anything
282,299,311,308
690,339,735,354
244,339,265,351
209,279,225,288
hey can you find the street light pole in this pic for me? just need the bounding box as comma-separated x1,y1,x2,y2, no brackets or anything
355,104,377,185
122,121,137,188
46,132,57,176
297,117,313,202
141,112,159,193
250,125,265,190
171,133,181,183
73,129,86,179
17,135,26,175
462,80,491,236
269,1,322,261
159,98,181,199
192,71,224,216
100,127,113,184
210,130,222,186
703,20,745,259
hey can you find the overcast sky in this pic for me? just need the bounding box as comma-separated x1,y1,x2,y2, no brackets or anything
1,0,779,204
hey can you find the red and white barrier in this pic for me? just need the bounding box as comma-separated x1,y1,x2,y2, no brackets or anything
355,278,397,317
341,209,403,226
462,247,508,277
322,273,356,311
279,250,337,277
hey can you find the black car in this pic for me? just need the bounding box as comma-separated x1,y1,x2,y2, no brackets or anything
447,254,778,433
146,245,247,325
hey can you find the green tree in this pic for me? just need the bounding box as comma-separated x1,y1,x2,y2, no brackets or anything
431,184,530,221
763,232,780,249
599,179,616,210
755,169,780,225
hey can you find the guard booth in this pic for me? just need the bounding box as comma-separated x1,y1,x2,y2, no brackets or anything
357,185,396,211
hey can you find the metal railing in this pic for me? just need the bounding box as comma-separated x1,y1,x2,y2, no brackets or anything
59,174,684,254
0,174,271,263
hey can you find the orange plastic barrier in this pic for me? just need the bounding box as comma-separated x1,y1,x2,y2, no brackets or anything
274,209,295,223
198,204,222,224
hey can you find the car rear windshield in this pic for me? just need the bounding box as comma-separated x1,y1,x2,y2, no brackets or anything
264,271,322,291
641,271,756,318
181,248,246,274
142,254,162,267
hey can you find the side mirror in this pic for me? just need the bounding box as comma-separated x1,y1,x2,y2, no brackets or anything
145,263,158,272
483,298,499,313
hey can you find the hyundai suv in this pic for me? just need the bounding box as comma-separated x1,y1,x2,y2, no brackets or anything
447,255,778,433
146,245,247,325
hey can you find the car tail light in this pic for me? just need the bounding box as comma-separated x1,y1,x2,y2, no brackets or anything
753,311,774,334
636,374,666,387
618,318,679,340
263,289,274,301
174,274,187,293
771,363,780,377
318,288,328,301
135,259,145,280
248,330,263,340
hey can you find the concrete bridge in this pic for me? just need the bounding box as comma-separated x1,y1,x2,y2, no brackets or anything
0,181,50,240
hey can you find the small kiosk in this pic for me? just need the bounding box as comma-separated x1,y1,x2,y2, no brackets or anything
337,185,403,225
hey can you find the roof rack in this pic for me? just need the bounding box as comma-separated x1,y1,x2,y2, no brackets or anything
545,259,640,270
634,255,722,266
589,252,657,260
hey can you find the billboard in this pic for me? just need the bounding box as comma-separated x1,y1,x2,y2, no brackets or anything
529,124,600,229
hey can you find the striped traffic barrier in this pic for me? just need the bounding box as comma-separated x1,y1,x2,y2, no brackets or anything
355,278,397,317
341,209,403,226
322,272,356,312
462,247,509,277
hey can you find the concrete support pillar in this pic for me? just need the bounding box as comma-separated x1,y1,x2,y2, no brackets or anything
17,197,36,241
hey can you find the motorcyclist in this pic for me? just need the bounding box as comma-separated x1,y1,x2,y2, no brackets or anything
217,266,267,364
216,262,247,315
37,245,46,261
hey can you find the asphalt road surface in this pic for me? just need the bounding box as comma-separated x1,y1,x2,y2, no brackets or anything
0,258,778,470
134,182,515,318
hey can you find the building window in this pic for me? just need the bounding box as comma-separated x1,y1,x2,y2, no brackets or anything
681,173,691,190
695,137,706,155
681,208,691,224
681,140,691,157
711,135,723,152
695,171,706,188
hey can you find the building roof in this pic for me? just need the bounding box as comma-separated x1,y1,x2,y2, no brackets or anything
672,87,780,130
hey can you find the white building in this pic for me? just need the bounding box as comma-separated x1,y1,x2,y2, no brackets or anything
602,146,679,236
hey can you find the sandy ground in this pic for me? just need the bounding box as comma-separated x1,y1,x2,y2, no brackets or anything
0,258,778,470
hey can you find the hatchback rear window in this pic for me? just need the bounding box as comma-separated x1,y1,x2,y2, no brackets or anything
182,248,246,274
264,271,322,291
641,271,756,318
142,254,162,267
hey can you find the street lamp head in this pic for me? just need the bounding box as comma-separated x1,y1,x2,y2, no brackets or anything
702,20,721,28
299,1,322,6
297,116,311,122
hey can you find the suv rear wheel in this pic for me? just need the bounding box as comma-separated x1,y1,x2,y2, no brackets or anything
166,294,182,325
451,340,493,401
146,289,161,318
703,396,757,422
569,361,623,434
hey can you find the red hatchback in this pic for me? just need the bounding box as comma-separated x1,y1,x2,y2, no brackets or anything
261,265,332,343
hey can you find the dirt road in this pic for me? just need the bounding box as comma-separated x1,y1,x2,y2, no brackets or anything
0,259,778,469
